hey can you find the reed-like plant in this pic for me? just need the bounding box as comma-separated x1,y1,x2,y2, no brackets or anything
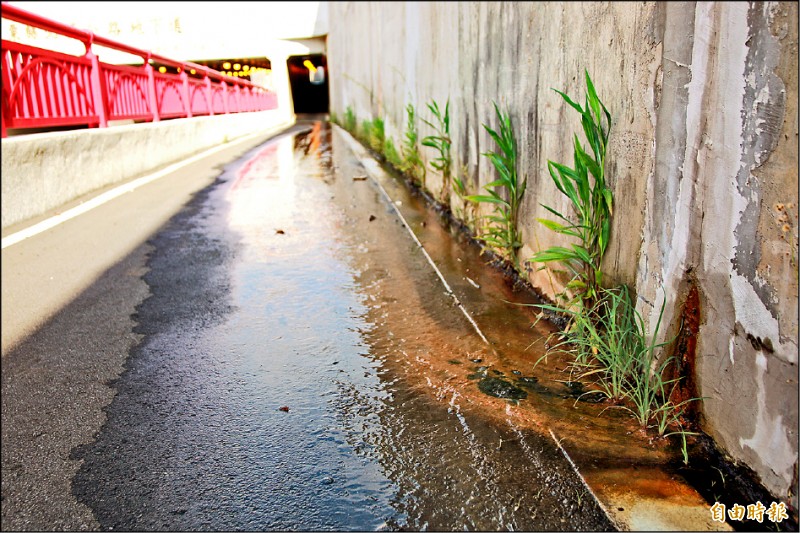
527,71,702,463
453,165,476,229
619,288,701,437
569,286,641,401
360,118,385,153
370,117,386,153
344,106,357,133
534,285,701,453
620,289,675,428
528,70,613,310
401,103,426,187
466,102,526,268
383,137,403,168
534,286,638,401
360,119,373,145
421,99,452,203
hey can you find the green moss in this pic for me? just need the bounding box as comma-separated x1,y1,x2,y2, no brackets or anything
477,377,527,400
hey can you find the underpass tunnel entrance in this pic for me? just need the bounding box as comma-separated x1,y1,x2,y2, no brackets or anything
287,54,329,114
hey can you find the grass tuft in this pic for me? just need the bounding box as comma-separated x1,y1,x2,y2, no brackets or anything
344,106,357,133
534,285,702,463
401,103,426,187
528,70,613,310
421,99,453,203
466,102,526,269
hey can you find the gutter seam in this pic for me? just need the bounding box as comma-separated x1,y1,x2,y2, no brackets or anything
336,124,492,347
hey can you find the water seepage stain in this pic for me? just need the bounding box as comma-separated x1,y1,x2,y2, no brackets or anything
671,282,701,420
477,376,528,400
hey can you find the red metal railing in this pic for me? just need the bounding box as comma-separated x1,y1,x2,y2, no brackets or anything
1,2,277,137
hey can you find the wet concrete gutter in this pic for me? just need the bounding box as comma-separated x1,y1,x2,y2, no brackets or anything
336,124,732,532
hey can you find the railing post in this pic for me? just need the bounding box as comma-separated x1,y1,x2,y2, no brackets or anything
180,69,192,118
233,83,241,113
221,82,229,114
144,54,160,122
1,49,10,138
84,35,108,128
204,74,214,116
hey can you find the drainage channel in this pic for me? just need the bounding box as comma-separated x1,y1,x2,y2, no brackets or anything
337,123,740,532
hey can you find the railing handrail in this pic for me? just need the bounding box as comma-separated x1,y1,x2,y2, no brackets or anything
1,2,254,86
1,1,278,137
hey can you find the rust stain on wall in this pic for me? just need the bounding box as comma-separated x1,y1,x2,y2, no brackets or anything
670,282,701,423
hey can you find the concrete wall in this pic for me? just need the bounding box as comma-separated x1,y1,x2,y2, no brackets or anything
1,110,292,229
327,1,798,502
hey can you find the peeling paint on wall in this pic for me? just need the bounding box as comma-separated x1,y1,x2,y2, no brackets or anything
739,351,796,491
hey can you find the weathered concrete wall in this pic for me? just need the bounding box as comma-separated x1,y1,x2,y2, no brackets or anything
637,1,799,503
327,1,798,502
1,110,292,229
329,1,663,293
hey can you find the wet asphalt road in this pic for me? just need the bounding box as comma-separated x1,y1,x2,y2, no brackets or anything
3,121,615,531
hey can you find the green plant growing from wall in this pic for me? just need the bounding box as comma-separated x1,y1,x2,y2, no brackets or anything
528,70,613,310
344,106,357,133
534,285,701,463
354,116,401,167
360,119,373,148
421,99,453,204
358,120,368,144
466,102,526,269
542,285,642,402
383,137,403,168
453,165,477,229
401,103,426,187
369,117,386,153
528,71,702,464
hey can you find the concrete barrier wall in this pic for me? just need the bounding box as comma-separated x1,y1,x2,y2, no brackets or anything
1,110,293,229
327,1,798,502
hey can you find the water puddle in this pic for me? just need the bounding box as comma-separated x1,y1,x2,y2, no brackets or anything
211,121,613,530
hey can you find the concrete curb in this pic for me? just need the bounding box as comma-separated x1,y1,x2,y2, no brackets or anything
1,110,293,230
548,428,623,530
2,118,295,248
